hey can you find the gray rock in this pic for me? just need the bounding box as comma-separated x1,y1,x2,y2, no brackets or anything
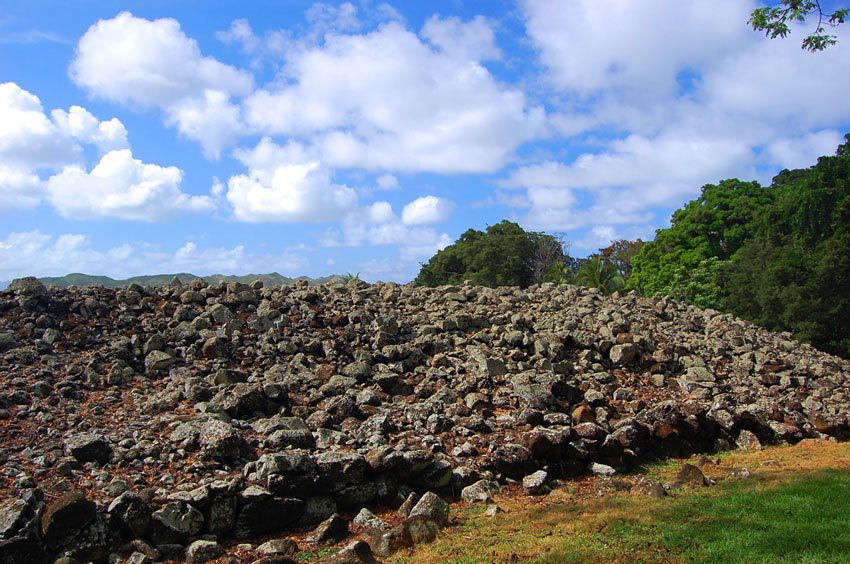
671,463,709,488
65,513,117,563
300,496,337,525
460,479,500,503
108,492,151,538
408,492,449,526
484,505,503,517
63,432,112,464
352,508,388,531
41,491,97,550
185,540,224,563
609,343,638,366
256,538,299,556
144,350,176,373
397,492,417,519
368,516,441,557
589,462,617,477
0,333,18,353
198,419,245,461
211,383,270,419
8,277,46,296
307,513,349,544
315,451,368,491
685,366,715,383
0,498,35,540
736,429,762,450
207,494,237,535
522,470,549,496
149,502,204,544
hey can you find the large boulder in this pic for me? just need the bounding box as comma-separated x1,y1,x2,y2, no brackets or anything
41,491,97,550
63,432,112,465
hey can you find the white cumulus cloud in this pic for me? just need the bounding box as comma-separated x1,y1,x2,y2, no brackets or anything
46,149,215,221
0,82,130,211
226,138,358,223
244,18,544,173
401,195,453,225
71,12,253,158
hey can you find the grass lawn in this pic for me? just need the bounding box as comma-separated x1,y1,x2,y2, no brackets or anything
389,440,850,563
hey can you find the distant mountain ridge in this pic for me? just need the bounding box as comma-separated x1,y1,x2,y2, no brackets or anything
26,272,344,289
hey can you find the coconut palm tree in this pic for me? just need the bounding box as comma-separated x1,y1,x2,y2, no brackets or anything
574,256,625,295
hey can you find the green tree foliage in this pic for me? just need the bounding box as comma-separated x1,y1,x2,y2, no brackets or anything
599,239,644,281
750,1,848,51
725,135,850,357
667,256,726,310
628,135,850,358
414,220,566,288
628,179,773,300
573,255,625,295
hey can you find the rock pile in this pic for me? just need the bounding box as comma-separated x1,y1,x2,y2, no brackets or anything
1,276,848,561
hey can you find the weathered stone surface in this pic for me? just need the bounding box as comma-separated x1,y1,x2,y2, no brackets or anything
65,513,117,563
307,513,348,544
0,333,17,353
672,463,709,488
256,538,299,557
522,470,549,496
736,429,763,450
108,492,151,538
2,277,850,559
149,502,204,545
0,499,35,540
144,350,176,373
352,508,388,531
63,432,112,465
589,462,617,477
235,497,304,538
185,539,225,563
408,492,449,526
609,343,638,366
41,491,97,550
198,419,246,461
460,480,501,503
368,516,441,557
8,277,46,297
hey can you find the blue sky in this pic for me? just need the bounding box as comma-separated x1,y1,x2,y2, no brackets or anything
2,1,849,282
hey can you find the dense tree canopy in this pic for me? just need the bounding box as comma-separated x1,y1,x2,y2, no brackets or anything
573,256,625,295
629,135,850,358
414,220,566,288
628,179,773,299
725,136,850,356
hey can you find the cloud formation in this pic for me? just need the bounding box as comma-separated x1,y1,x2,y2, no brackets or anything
46,149,215,221
226,138,358,222
71,12,253,158
243,18,544,173
509,0,850,243
0,82,129,210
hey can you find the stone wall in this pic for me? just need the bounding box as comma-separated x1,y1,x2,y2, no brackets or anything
0,277,847,561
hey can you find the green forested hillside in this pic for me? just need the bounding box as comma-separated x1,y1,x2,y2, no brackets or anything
630,134,850,357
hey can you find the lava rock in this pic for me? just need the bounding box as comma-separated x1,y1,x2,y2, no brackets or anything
63,432,112,465
307,513,349,545
41,491,97,550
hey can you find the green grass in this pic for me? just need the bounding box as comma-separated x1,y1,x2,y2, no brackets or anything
539,469,850,563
